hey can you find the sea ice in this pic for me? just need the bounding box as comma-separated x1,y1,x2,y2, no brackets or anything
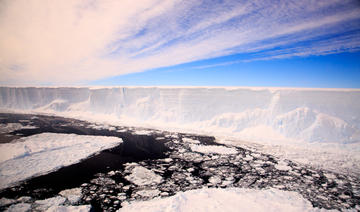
0,198,16,207
190,144,237,155
182,138,200,144
34,196,66,211
0,133,122,189
59,188,82,204
118,188,330,212
275,161,292,171
45,205,91,212
5,203,32,212
1,86,360,175
0,123,37,134
124,163,163,186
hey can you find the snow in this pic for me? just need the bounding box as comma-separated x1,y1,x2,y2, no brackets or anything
124,163,163,186
45,205,91,212
208,176,222,185
190,144,237,155
135,189,161,198
59,188,82,204
0,123,37,134
0,133,122,189
0,198,16,207
182,138,200,144
1,86,359,174
275,161,292,171
1,190,89,212
163,158,173,163
222,137,360,176
34,196,66,211
17,197,31,202
1,87,359,144
5,203,32,212
118,188,330,212
133,130,153,135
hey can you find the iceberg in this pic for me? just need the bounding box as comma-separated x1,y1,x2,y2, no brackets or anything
1,86,359,144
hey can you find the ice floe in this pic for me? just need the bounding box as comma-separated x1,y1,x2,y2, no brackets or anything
124,163,163,186
190,144,237,155
5,203,31,212
0,133,122,189
59,188,82,204
118,188,330,212
0,123,37,134
34,196,66,211
45,205,91,212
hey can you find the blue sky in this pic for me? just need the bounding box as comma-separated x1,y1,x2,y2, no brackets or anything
1,0,360,87
92,51,360,88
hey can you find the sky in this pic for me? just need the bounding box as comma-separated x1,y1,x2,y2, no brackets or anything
0,0,360,88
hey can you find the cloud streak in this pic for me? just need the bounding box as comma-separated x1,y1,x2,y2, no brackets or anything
0,0,359,85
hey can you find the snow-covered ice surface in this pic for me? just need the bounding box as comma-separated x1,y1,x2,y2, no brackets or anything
34,196,66,211
0,86,359,175
190,144,237,155
1,87,360,211
76,131,359,211
0,198,16,207
5,203,32,212
0,133,123,189
46,205,91,212
1,86,359,144
124,163,163,186
218,138,360,176
3,195,90,212
182,137,200,144
0,123,37,134
274,160,292,171
119,188,329,212
0,115,358,211
0,187,90,212
58,188,82,204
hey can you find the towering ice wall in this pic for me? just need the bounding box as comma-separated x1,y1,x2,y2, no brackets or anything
1,87,359,144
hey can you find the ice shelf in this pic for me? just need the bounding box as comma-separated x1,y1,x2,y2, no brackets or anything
0,86,359,144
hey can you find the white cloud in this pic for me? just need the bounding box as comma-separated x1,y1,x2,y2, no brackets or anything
0,0,359,85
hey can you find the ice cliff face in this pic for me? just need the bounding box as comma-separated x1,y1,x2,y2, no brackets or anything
1,87,359,144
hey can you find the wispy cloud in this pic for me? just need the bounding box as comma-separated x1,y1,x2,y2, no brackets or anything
0,0,359,85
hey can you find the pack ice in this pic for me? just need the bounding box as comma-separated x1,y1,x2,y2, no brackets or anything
0,86,359,144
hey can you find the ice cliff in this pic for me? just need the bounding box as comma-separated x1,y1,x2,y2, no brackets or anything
1,86,359,144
